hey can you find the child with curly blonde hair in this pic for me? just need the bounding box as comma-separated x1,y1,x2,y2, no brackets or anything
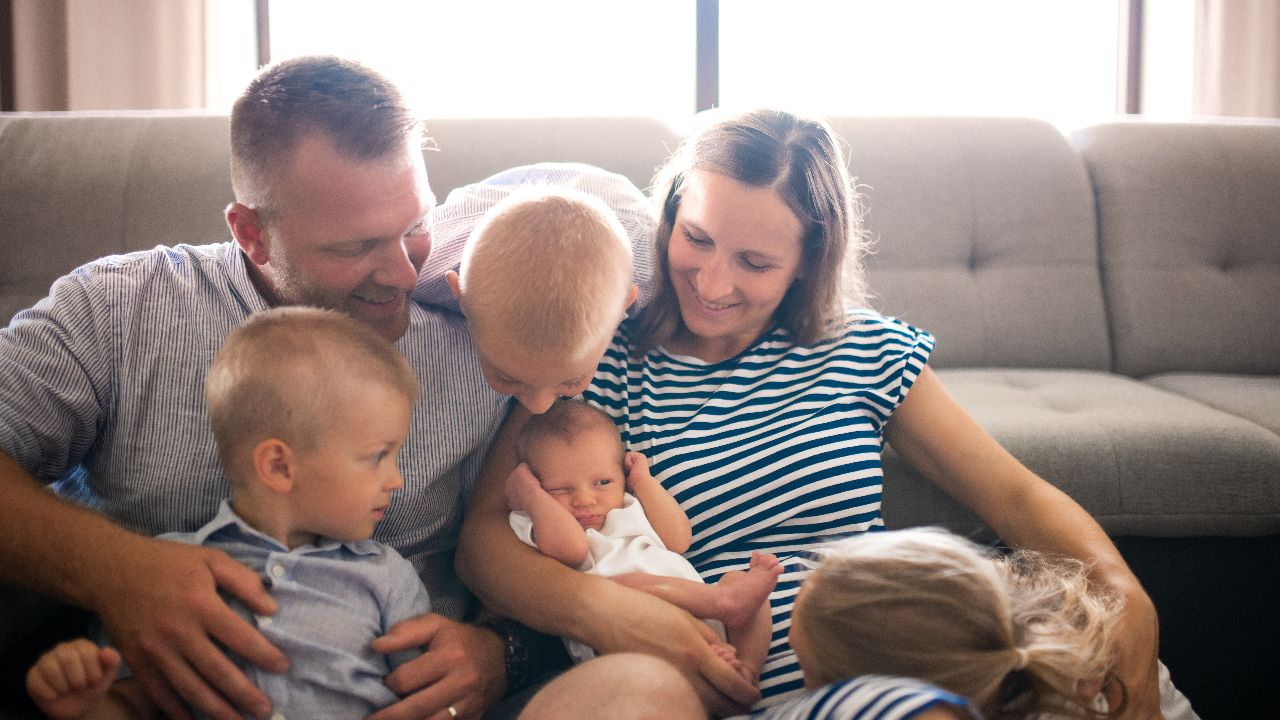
763,527,1125,720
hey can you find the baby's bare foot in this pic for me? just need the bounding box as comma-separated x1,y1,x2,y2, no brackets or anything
715,552,783,633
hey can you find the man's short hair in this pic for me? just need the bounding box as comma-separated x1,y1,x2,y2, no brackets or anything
230,55,421,212
459,186,633,360
206,306,419,483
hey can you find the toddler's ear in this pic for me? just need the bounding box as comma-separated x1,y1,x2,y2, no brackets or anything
625,283,640,310
253,438,297,494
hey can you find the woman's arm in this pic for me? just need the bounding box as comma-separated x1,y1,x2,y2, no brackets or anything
624,451,693,554
883,367,1163,720
456,405,759,715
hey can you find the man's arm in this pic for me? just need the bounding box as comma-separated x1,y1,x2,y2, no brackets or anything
0,452,286,720
454,405,759,716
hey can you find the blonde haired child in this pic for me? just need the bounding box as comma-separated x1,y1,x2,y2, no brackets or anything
768,527,1123,720
507,398,783,685
433,165,648,415
26,307,430,720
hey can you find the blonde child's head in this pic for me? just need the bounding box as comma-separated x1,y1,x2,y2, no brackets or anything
205,306,420,487
791,528,1122,720
451,186,637,414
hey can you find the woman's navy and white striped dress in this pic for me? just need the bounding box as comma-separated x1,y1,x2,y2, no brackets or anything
583,308,935,706
745,675,978,720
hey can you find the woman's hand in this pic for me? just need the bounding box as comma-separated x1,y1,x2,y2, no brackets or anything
587,582,762,716
1103,579,1163,718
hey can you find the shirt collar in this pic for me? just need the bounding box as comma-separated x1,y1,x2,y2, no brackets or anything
197,500,383,557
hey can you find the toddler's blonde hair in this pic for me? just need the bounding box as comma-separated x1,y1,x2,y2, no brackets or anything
793,528,1122,720
458,186,633,360
205,306,420,485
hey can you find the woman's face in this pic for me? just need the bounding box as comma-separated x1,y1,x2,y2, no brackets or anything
667,170,804,361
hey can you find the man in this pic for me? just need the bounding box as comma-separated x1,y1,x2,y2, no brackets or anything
1,55,759,720
0,56,506,720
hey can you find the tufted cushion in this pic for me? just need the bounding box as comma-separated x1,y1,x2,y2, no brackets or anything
831,117,1111,371
884,368,1280,537
1073,121,1280,376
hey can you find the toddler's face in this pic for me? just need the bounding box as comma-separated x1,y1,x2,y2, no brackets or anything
526,427,627,531
289,382,412,544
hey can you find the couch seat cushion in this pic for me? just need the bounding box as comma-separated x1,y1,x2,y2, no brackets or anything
1144,373,1280,437
882,369,1280,538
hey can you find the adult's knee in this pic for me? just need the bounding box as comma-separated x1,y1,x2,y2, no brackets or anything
519,653,706,720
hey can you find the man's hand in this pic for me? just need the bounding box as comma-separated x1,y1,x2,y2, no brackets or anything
89,535,287,720
369,614,506,720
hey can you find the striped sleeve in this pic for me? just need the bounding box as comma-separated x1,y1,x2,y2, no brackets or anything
749,676,978,720
0,263,117,482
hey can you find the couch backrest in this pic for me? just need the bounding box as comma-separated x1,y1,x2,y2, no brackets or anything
0,112,234,323
423,116,680,200
831,117,1111,370
0,112,1132,377
1073,120,1280,376
0,112,680,324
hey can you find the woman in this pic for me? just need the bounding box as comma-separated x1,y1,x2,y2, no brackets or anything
457,109,1167,718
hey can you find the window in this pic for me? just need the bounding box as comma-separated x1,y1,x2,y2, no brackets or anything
719,0,1122,131
206,0,1198,130
208,0,694,121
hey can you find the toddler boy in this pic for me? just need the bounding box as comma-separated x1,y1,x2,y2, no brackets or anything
26,307,430,719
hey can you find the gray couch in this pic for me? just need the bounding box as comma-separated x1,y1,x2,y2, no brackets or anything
1,112,1277,717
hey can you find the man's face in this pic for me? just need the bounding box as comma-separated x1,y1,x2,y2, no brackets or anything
256,133,433,342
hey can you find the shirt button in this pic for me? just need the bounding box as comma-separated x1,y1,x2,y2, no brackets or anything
271,564,285,578
257,615,272,627
270,713,285,720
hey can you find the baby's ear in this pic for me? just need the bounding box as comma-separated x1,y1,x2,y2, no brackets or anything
625,283,639,310
446,270,462,301
253,438,296,494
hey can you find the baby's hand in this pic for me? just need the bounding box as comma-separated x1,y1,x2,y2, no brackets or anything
504,462,546,513
26,638,121,720
624,451,654,492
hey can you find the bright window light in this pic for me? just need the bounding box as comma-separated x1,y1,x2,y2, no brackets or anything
205,0,1196,130
720,0,1124,132
262,0,694,121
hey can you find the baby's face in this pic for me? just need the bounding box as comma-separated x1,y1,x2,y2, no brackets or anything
527,428,627,531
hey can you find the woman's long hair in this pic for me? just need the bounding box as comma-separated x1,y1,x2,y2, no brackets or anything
631,108,869,356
